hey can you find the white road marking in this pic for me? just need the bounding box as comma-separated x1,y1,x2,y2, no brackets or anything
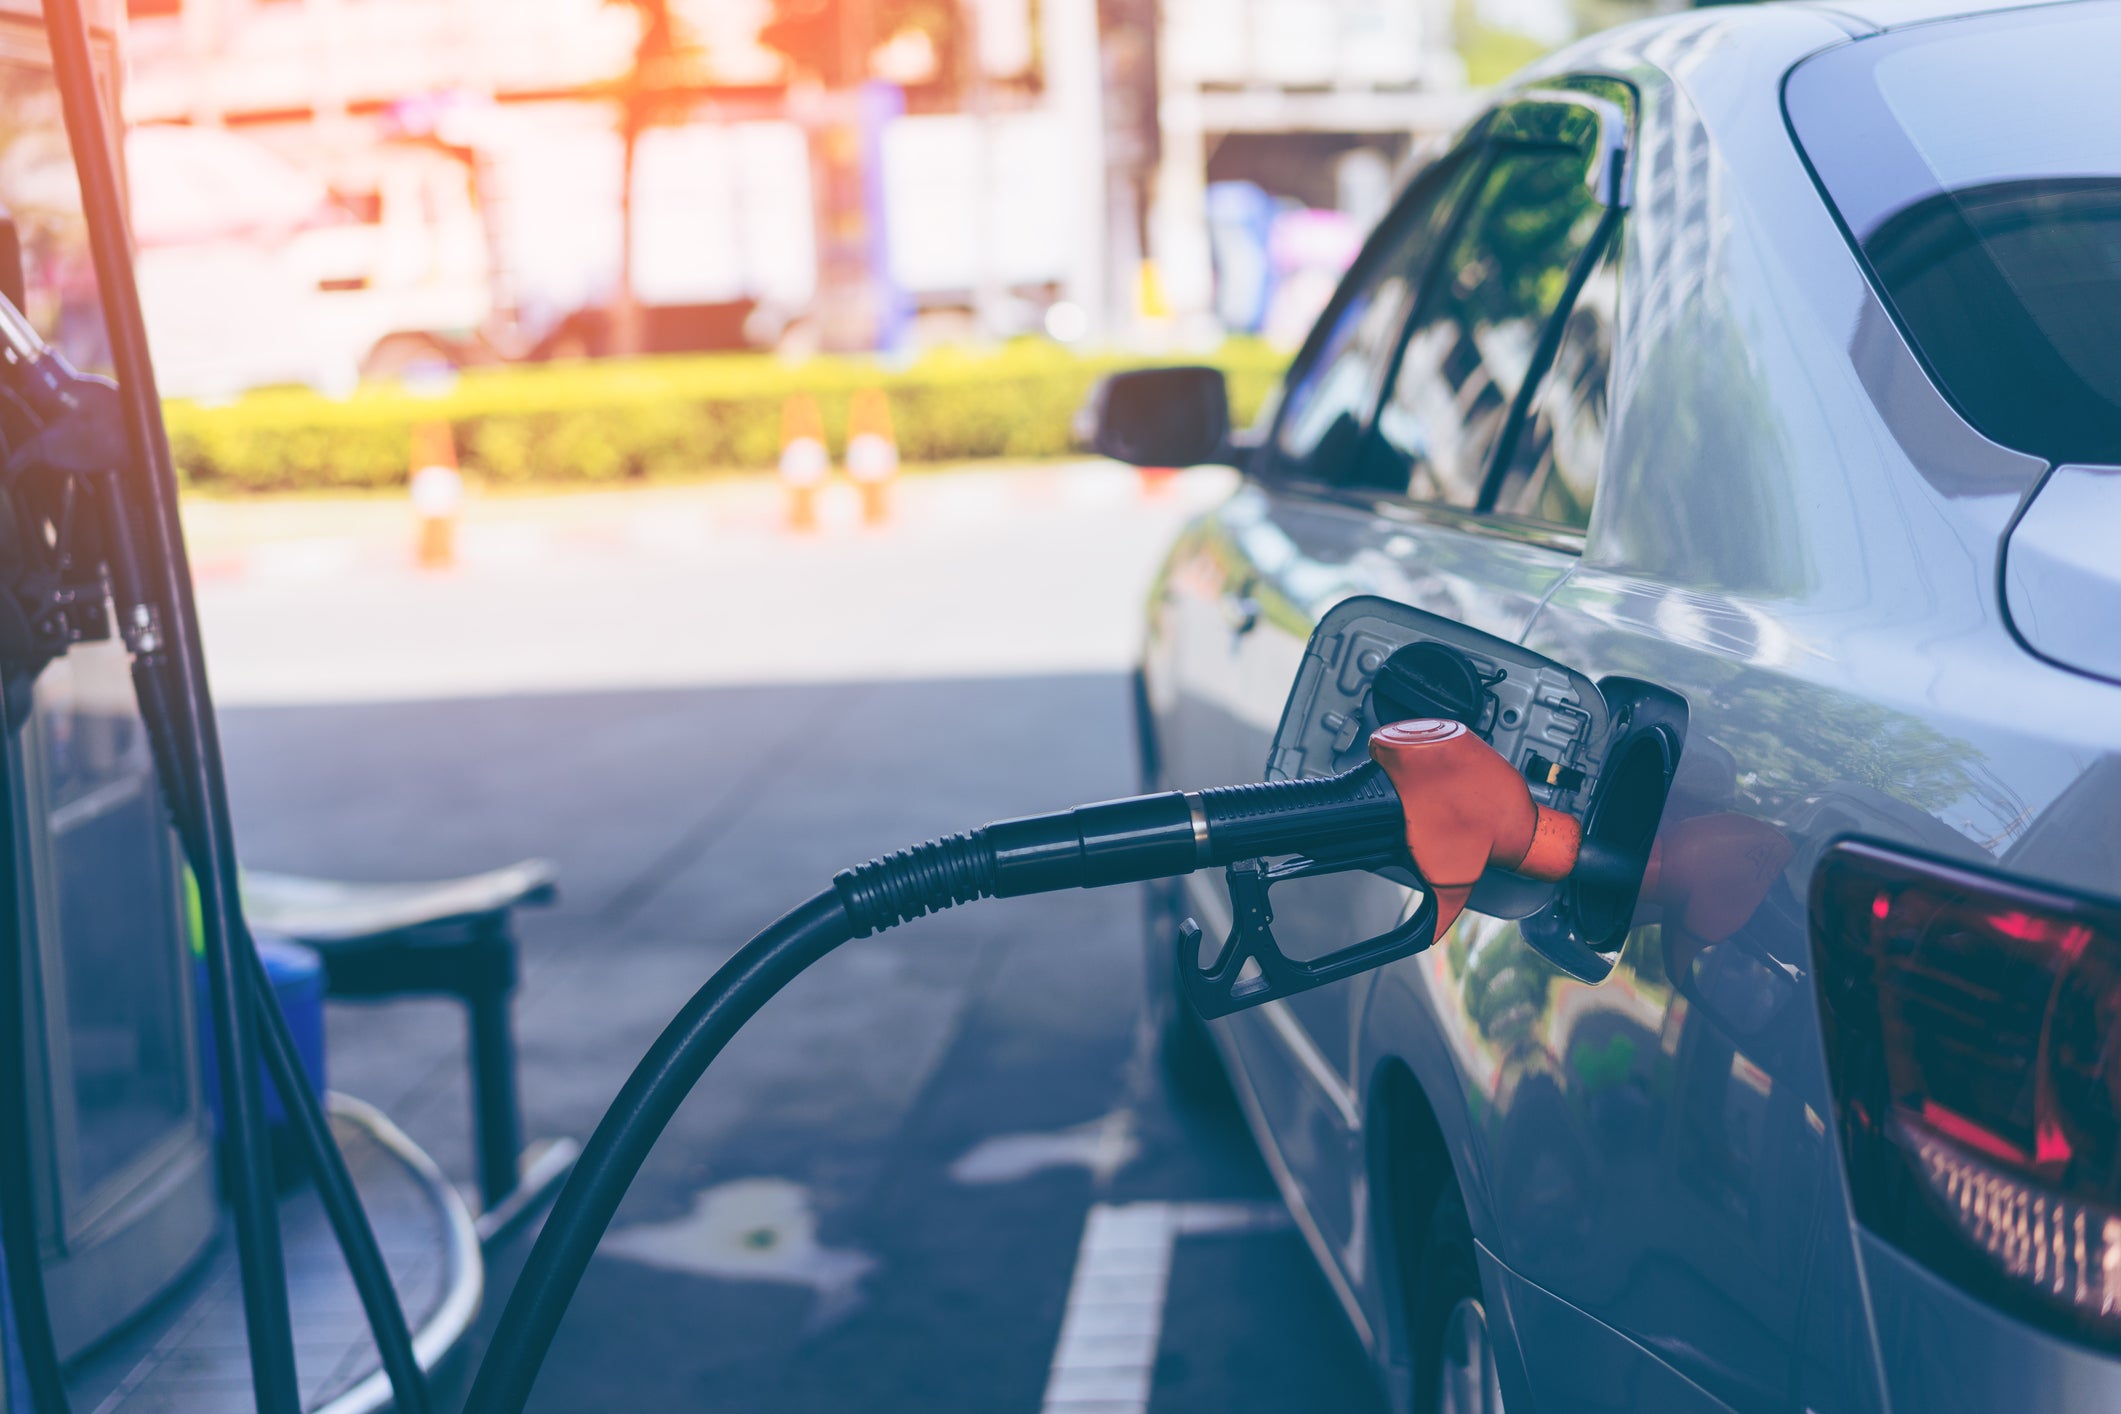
1040,1201,1289,1414
950,1107,1139,1186
601,1177,876,1330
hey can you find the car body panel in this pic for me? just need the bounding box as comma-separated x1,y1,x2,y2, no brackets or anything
1806,0,2074,30
1143,5,2121,1413
1152,482,1578,1274
1519,12,2121,1409
1478,1246,1740,1412
1860,1232,2121,1411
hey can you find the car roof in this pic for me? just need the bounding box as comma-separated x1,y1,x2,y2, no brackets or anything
1798,0,2103,34
1521,0,2116,120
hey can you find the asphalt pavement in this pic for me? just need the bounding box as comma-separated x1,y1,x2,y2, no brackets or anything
204,465,1388,1412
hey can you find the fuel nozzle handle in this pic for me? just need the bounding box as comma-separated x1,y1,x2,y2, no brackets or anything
1366,718,1581,934
832,761,1415,935
833,719,1599,938
959,764,1407,898
1192,761,1406,865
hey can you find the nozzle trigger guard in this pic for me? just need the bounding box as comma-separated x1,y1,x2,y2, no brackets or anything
1179,854,1439,1020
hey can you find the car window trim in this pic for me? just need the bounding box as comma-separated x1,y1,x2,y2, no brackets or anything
1255,76,1637,537
1322,78,1635,540
1346,86,1633,498
1782,28,2121,466
1255,141,1487,484
1351,136,1581,503
1502,86,1634,212
1287,480,1590,555
1468,79,1635,526
1475,205,1624,516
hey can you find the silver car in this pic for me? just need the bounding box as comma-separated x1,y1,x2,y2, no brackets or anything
1127,2,2121,1410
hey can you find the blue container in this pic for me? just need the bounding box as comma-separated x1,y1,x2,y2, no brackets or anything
195,933,327,1134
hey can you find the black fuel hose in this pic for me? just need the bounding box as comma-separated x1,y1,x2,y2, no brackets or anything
0,721,71,1414
10,11,432,1397
245,945,432,1414
133,663,432,1414
464,890,856,1414
35,0,425,1396
466,767,1404,1414
44,0,302,1403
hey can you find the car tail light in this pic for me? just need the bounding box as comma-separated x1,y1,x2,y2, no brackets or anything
1813,841,2121,1348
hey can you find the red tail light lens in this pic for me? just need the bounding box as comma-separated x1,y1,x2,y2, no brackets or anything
1813,842,2121,1347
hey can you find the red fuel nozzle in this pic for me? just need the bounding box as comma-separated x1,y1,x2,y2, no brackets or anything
1368,718,1582,936
867,719,1603,941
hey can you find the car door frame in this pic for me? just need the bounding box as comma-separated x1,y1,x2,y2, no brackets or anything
1190,74,1641,1317
1273,80,1634,526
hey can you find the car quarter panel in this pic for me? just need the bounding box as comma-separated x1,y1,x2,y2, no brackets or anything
1151,8,2121,1412
1367,8,2121,1414
1149,479,1579,1310
1480,1247,1741,1412
1859,1231,2121,1412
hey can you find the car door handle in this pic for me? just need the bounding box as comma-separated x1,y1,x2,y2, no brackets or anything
1220,590,1261,637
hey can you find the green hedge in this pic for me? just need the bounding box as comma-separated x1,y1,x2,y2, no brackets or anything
163,341,1290,493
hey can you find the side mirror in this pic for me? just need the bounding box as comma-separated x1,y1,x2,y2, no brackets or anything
1080,366,1233,468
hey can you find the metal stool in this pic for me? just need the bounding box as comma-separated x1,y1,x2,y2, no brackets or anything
243,860,577,1243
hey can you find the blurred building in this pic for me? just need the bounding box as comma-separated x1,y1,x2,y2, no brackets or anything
119,0,1128,390
115,0,1593,391
1135,0,1479,342
120,0,815,395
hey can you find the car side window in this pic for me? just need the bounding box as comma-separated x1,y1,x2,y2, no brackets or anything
1487,238,1619,530
1262,152,1477,485
1352,139,1610,506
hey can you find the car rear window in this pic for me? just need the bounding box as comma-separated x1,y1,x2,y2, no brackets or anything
1785,4,2121,466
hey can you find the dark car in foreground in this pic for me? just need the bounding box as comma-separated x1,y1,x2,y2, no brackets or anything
1125,2,2121,1410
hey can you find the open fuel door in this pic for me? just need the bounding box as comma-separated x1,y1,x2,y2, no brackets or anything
1180,595,1686,1015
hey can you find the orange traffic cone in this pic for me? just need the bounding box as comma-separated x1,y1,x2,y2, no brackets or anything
779,393,829,531
845,387,897,526
1137,463,1180,498
409,420,461,568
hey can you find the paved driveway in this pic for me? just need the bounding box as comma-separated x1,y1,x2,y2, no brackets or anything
204,466,1387,1412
